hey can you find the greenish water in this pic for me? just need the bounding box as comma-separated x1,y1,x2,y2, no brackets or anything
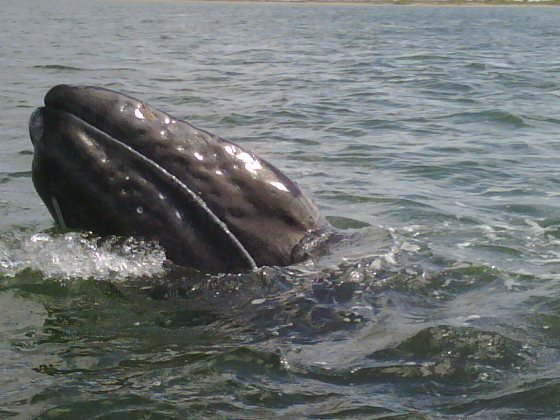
1,1,560,418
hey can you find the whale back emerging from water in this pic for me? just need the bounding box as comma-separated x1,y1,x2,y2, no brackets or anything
29,85,327,272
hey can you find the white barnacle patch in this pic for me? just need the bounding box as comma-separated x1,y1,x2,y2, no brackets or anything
177,145,186,153
215,169,223,176
136,206,144,214
224,144,237,156
134,102,155,121
194,152,204,161
237,151,262,175
175,211,182,220
164,117,171,124
269,181,289,192
158,192,165,200
223,144,262,175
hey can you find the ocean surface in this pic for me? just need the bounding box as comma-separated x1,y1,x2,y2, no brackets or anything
1,1,560,418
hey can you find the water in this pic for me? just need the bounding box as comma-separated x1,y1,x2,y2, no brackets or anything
2,1,560,417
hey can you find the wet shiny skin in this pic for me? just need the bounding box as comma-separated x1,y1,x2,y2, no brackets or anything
29,85,327,272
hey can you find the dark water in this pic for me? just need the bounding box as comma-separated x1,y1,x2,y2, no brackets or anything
2,1,560,417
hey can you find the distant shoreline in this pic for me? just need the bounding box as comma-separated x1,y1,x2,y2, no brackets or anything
115,0,560,5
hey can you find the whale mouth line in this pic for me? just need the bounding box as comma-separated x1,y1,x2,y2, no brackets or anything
31,104,259,271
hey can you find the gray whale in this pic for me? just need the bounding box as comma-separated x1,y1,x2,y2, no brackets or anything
29,85,328,272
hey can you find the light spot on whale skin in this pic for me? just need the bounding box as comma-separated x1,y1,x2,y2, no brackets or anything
158,192,165,200
77,132,95,148
215,169,223,176
224,144,237,156
136,206,144,214
270,181,289,192
135,108,145,120
164,117,171,124
194,152,204,161
176,145,186,153
223,144,262,175
238,151,262,175
51,196,67,230
175,211,182,220
120,188,128,197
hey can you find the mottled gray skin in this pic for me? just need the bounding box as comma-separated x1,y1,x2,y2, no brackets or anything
29,85,327,272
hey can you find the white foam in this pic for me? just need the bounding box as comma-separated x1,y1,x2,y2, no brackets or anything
1,232,166,281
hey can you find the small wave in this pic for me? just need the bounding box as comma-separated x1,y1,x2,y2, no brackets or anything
368,325,526,380
0,232,166,281
440,110,527,127
466,62,486,70
395,53,452,62
2,171,32,179
326,216,370,230
32,64,84,71
0,171,32,184
527,115,560,125
479,186,533,197
420,81,474,93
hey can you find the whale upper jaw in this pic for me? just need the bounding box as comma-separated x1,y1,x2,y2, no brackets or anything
29,85,326,272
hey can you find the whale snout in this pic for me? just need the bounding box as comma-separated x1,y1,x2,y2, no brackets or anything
29,108,44,146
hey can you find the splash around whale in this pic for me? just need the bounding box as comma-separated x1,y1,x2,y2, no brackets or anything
29,85,329,272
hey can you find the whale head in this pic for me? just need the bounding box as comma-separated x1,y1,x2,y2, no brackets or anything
29,85,326,272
